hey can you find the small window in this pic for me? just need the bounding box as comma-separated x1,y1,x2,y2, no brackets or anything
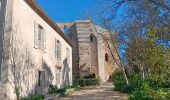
105,53,109,61
90,36,93,42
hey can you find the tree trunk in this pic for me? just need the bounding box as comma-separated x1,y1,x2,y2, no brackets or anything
122,68,129,85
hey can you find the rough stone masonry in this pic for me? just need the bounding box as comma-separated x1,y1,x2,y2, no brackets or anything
57,20,118,83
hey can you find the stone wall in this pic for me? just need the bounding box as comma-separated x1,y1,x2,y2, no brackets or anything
58,20,118,82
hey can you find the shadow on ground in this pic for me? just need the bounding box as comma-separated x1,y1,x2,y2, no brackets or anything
58,83,128,100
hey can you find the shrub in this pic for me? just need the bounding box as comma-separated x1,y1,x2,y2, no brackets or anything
72,80,79,88
128,90,153,100
113,69,145,93
56,88,66,93
145,76,170,89
49,85,66,94
112,69,130,93
22,94,44,100
30,94,44,100
49,85,58,93
129,86,170,100
128,74,144,92
77,78,99,87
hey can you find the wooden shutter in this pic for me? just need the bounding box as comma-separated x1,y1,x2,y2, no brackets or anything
59,42,62,59
57,40,59,59
55,38,57,58
43,29,47,52
66,48,70,64
34,21,38,49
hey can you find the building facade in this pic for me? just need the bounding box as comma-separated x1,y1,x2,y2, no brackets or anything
0,0,72,99
58,20,118,83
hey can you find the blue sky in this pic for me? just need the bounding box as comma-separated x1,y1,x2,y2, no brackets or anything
36,0,95,22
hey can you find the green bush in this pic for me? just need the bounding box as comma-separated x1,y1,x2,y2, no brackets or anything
145,76,170,89
128,74,144,92
129,86,170,100
49,85,58,93
56,88,66,93
112,69,144,93
72,80,79,88
112,69,170,100
30,94,44,100
49,85,66,94
77,78,99,87
112,69,130,93
128,90,154,100
22,94,44,100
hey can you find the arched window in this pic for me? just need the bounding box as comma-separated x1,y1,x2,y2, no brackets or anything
90,35,93,42
105,53,109,61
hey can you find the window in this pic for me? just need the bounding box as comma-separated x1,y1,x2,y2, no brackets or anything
105,53,109,61
66,48,70,64
55,39,62,59
34,21,47,52
38,71,45,86
90,35,93,42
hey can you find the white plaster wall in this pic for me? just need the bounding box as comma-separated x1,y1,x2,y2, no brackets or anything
6,0,72,99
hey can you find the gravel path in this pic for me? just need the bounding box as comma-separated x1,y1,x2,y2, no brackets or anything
57,83,128,100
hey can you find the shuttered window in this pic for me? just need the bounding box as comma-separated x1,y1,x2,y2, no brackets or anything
34,21,47,52
66,48,70,64
43,30,47,52
34,21,38,49
55,39,62,59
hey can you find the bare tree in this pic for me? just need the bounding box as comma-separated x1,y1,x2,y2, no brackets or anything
90,21,129,85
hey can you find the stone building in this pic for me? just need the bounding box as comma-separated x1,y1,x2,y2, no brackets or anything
57,20,118,83
0,0,72,99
